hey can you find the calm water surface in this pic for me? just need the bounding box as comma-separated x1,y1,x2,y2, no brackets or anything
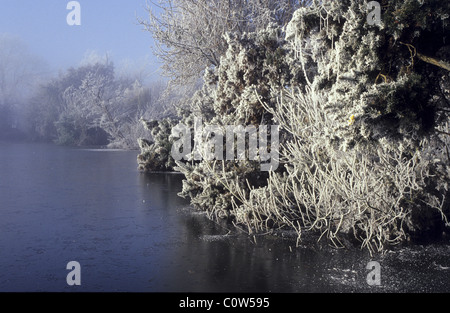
0,142,449,292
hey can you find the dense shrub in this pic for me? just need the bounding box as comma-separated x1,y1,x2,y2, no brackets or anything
138,0,450,253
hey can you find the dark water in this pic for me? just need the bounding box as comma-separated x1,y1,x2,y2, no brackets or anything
0,142,449,292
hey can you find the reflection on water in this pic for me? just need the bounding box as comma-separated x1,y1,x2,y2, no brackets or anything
0,142,449,292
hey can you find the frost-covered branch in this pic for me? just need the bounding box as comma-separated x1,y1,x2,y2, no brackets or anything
139,0,306,85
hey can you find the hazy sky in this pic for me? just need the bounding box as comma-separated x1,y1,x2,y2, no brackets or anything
0,0,162,79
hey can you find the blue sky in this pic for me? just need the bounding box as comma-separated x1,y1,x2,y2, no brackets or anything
0,0,162,79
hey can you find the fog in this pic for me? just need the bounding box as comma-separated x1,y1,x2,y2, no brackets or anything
0,1,166,145
0,34,46,140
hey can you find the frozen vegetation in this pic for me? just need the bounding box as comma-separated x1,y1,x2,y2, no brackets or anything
137,0,450,254
2,1,448,254
0,45,170,149
27,60,172,149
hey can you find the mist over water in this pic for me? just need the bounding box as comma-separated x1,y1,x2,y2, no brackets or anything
0,142,448,292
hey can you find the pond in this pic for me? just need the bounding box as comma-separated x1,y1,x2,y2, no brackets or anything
0,142,448,292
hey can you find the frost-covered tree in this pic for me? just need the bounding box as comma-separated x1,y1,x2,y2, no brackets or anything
137,24,290,219
29,62,113,144
29,61,166,148
139,0,310,85
284,0,450,153
138,0,450,253
62,62,139,147
137,117,178,171
233,0,450,252
137,82,200,171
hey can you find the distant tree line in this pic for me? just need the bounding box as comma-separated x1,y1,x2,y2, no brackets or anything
0,36,170,149
27,60,169,149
